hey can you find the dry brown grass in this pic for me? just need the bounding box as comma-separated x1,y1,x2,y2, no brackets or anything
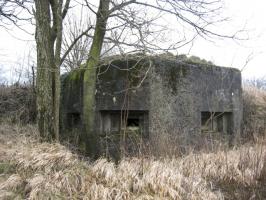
0,123,266,200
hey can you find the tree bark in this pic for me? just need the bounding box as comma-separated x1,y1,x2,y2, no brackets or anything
35,0,64,141
35,0,55,140
83,0,110,158
52,0,63,141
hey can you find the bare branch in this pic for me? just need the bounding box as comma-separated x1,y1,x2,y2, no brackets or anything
0,0,33,27
62,0,71,19
61,25,92,65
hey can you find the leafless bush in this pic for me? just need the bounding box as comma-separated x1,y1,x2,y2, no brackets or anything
242,86,266,140
244,77,266,91
144,77,266,157
147,70,231,157
0,84,36,124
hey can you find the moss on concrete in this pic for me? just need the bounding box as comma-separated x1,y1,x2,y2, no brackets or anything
60,69,85,152
167,64,189,93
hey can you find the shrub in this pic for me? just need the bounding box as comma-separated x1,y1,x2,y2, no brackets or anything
243,86,266,140
0,84,36,124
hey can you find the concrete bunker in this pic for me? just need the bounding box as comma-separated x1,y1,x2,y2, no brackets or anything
60,55,243,157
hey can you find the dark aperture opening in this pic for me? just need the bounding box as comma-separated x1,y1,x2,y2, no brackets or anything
201,111,232,134
67,112,81,129
127,118,140,127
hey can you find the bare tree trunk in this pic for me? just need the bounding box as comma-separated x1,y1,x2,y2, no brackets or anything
31,65,35,91
83,0,110,157
35,0,55,140
35,0,65,141
53,0,63,141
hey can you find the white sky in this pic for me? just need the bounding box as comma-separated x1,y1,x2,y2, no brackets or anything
0,0,266,83
182,0,266,79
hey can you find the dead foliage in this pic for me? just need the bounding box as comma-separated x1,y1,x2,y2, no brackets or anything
243,86,266,139
0,84,36,124
0,123,266,200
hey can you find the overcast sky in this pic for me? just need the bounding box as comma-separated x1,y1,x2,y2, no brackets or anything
183,0,266,79
0,0,265,83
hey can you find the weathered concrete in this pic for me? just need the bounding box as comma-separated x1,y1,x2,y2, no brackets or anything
60,55,242,157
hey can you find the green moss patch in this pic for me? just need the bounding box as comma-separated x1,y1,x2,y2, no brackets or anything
0,162,16,174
